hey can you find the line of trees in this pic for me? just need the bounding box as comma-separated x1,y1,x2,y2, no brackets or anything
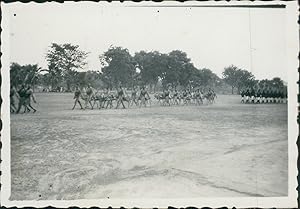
100,46,224,92
10,43,286,94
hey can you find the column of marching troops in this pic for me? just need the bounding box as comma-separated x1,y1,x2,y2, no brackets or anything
72,85,218,110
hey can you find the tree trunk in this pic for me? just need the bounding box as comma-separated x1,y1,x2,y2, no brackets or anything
231,86,234,94
51,79,55,91
67,81,71,92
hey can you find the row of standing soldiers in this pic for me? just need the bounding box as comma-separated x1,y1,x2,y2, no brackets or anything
240,87,287,104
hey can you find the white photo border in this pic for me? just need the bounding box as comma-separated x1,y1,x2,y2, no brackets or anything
1,1,298,208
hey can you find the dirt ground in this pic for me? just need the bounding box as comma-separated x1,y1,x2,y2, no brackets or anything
10,93,288,200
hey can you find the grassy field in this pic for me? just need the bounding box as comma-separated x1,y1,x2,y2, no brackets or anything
10,93,288,200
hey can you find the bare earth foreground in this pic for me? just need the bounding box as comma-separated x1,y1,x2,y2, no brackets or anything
10,93,288,200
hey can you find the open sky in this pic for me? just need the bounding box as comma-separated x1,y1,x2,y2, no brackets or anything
5,2,288,81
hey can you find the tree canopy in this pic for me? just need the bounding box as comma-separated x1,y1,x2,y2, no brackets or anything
9,44,286,94
134,51,164,88
223,65,255,94
45,43,89,90
100,46,136,88
10,63,43,88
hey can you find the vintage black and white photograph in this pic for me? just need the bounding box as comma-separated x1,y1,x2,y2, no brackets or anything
1,1,298,208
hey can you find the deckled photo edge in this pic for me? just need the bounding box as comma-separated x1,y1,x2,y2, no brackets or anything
0,1,298,208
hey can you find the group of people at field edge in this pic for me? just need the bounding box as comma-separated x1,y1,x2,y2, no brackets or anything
72,85,217,110
240,87,287,104
10,84,37,114
10,83,287,113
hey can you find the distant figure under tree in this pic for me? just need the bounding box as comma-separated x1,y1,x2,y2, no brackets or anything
139,86,150,108
72,86,83,110
23,86,37,113
10,86,18,113
116,86,126,109
85,84,94,109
